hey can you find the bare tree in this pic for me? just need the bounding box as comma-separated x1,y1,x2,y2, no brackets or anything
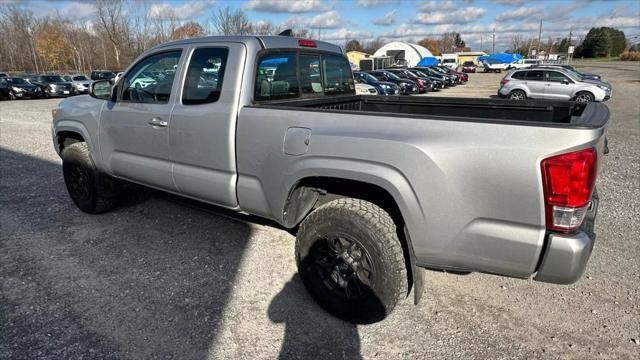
95,0,126,68
209,7,252,36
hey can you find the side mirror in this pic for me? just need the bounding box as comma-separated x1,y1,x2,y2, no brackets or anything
90,79,114,100
562,79,570,85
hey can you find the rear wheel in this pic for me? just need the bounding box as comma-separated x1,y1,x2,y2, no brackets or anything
509,89,526,100
575,91,594,102
296,198,408,324
61,142,120,214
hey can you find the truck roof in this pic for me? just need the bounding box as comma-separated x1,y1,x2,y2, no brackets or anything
152,35,343,55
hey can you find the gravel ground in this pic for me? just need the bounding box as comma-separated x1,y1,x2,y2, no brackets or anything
1,62,639,359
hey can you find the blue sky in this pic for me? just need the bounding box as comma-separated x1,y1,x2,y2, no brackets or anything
22,0,640,51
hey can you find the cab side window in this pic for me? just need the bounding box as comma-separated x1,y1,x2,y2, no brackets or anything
182,47,229,105
121,50,182,104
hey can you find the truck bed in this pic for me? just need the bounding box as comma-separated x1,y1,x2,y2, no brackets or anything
253,95,609,129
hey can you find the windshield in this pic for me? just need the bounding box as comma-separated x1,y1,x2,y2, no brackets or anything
9,78,28,84
442,59,456,64
432,67,446,74
44,76,65,82
411,70,428,77
463,62,475,66
358,72,379,83
382,71,401,81
73,75,88,81
562,69,583,81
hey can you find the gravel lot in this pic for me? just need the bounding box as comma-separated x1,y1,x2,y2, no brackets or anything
1,62,639,359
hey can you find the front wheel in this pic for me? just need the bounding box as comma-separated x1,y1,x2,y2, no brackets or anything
509,89,526,100
574,91,594,102
61,142,120,214
296,198,408,324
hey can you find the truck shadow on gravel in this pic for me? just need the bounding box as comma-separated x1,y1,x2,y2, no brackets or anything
268,276,362,360
0,147,362,359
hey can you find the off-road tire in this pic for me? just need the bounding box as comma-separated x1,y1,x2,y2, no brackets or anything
295,198,408,324
61,142,119,214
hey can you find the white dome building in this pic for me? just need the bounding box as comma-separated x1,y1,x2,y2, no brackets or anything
373,42,433,67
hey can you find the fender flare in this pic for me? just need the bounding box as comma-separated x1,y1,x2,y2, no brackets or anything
53,120,103,171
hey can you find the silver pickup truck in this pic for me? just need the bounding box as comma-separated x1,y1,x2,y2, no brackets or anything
51,36,608,323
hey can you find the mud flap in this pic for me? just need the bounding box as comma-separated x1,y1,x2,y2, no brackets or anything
403,226,426,305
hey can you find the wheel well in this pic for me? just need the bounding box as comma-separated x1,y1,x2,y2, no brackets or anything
286,177,415,295
56,131,84,153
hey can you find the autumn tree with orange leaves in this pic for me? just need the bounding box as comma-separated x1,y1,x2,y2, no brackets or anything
36,23,72,71
171,21,205,40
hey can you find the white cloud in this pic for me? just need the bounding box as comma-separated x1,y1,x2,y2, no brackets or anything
245,0,329,13
489,0,527,5
321,28,373,41
149,0,215,20
372,9,397,26
418,1,456,12
284,10,343,29
494,6,542,22
356,0,400,7
413,7,486,25
57,1,97,20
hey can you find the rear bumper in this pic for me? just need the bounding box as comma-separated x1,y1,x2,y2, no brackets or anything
533,231,594,284
534,193,598,284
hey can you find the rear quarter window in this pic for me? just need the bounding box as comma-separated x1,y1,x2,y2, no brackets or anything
511,71,526,80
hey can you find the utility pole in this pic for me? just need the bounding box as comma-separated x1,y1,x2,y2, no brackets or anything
480,35,483,50
536,19,542,58
492,28,495,54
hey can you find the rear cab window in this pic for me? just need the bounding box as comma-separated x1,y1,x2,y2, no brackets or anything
254,50,354,102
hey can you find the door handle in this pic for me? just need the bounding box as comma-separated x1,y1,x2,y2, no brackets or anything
148,117,168,127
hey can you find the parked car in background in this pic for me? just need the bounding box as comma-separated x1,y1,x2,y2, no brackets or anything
0,72,8,78
367,70,418,94
354,71,399,95
354,79,379,95
383,68,430,93
461,61,477,73
408,69,444,90
6,77,43,99
499,68,611,102
416,66,456,87
434,65,467,83
114,72,124,83
29,75,74,97
63,74,92,94
0,77,11,99
533,64,602,81
440,54,458,69
90,70,116,81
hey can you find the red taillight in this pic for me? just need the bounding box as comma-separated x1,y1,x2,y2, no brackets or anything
500,79,509,86
541,148,597,232
298,39,316,47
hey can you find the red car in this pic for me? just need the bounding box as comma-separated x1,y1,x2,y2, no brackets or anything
461,61,477,73
436,65,468,83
